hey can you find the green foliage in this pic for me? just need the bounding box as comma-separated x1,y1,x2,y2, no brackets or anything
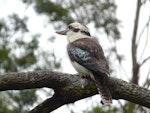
0,11,60,113
85,105,119,113
34,0,68,20
0,16,36,112
0,16,36,72
0,96,12,113
7,90,37,113
14,37,38,69
9,14,28,32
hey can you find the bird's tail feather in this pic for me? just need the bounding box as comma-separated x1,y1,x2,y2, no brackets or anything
92,71,112,104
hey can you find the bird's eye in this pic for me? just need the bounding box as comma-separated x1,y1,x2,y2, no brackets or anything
68,26,73,29
68,26,79,32
74,28,79,32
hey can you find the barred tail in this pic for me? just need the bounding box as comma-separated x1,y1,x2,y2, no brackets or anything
92,71,112,104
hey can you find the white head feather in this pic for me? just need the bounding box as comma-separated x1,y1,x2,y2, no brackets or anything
66,22,91,42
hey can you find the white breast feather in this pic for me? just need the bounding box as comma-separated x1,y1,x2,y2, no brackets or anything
71,61,94,80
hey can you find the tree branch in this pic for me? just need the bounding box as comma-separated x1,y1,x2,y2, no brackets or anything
131,0,142,84
140,56,150,66
0,70,150,113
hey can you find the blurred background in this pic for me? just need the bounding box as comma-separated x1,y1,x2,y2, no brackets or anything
0,0,150,113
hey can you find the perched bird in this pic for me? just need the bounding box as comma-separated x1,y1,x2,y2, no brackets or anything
56,22,112,104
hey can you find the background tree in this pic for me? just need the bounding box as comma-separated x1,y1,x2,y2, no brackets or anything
0,5,60,113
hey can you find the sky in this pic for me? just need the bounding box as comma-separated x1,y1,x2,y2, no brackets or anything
0,0,150,113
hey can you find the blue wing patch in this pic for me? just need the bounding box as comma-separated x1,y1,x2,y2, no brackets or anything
68,47,91,61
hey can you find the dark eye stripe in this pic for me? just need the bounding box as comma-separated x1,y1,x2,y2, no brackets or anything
68,25,90,36
81,30,91,36
68,25,79,32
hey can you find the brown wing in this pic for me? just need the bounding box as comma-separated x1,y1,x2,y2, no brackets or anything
67,38,109,76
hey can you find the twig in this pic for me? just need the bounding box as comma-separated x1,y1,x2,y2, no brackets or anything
139,22,149,61
143,66,150,88
137,15,150,45
140,56,150,66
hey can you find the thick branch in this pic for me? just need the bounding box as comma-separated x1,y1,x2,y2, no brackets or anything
0,71,150,113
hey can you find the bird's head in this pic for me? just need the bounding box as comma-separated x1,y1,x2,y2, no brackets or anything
56,22,91,42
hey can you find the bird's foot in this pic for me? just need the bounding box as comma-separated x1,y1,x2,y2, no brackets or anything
80,79,85,88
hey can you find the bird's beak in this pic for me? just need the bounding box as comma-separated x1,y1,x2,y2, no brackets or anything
55,29,68,35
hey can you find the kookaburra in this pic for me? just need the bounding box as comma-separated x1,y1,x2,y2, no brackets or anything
56,22,112,104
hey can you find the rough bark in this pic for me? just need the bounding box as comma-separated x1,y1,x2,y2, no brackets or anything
0,70,150,113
